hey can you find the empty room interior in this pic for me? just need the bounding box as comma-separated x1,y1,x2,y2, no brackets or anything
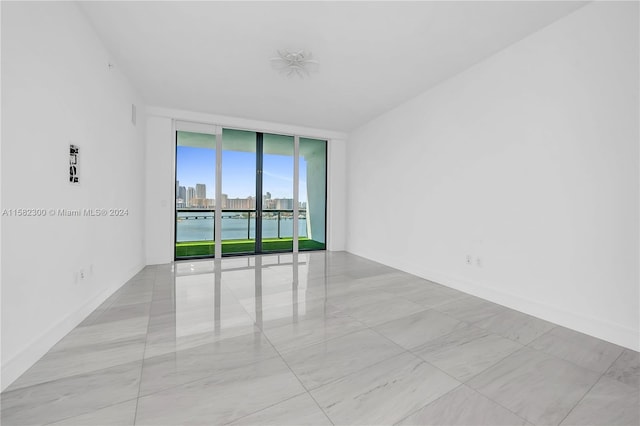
1,1,639,425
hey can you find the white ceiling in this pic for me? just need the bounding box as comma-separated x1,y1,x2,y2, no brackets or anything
79,1,586,132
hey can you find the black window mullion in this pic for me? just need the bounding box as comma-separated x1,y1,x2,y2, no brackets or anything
255,133,263,253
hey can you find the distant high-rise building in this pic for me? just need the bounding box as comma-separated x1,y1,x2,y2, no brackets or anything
263,192,274,209
195,183,206,199
191,198,205,208
275,198,294,210
176,181,186,207
226,198,244,209
264,198,276,209
225,196,256,210
186,187,195,206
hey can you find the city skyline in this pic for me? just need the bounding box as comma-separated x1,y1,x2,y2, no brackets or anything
175,181,307,210
176,146,309,202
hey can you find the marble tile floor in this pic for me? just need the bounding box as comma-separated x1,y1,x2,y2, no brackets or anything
2,252,638,425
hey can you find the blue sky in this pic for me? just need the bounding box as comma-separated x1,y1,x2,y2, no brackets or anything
176,147,308,201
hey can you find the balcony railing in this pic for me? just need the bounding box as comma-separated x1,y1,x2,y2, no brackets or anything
176,208,307,242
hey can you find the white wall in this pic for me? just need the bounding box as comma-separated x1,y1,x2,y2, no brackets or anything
1,2,146,389
145,108,347,265
346,2,639,350
328,138,347,251
145,116,175,264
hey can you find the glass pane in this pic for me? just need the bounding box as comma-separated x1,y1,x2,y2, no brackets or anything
262,133,295,253
299,138,326,251
175,131,216,258
221,129,256,255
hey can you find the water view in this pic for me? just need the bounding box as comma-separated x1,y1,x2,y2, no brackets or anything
176,211,308,242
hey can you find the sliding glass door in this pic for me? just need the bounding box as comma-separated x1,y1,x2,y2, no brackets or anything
175,125,326,259
262,134,295,253
220,129,257,255
175,130,216,258
299,138,327,251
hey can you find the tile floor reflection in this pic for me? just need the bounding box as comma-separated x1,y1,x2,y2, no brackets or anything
1,251,638,425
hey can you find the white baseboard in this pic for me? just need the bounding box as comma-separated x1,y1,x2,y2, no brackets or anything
348,248,639,352
146,256,172,265
1,261,145,392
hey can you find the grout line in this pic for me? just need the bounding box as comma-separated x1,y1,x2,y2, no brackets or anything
40,397,140,426
450,341,525,384
132,268,158,425
366,324,465,384
131,338,282,401
307,316,520,425
129,263,318,402
391,383,466,425
429,304,505,329
234,306,335,425
459,343,604,426
304,350,411,393
80,273,151,327
18,270,159,423
229,276,335,425
265,285,483,395
606,349,626,371
521,330,625,378
447,346,534,424
330,319,469,422
366,317,533,425
556,369,605,426
599,349,629,386
1,338,149,394
219,391,312,426
253,335,336,426
16,254,636,426
2,279,156,396
260,318,370,355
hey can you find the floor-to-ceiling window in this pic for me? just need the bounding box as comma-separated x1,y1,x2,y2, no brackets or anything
299,137,327,251
220,128,258,255
261,133,295,253
175,124,326,259
175,130,216,258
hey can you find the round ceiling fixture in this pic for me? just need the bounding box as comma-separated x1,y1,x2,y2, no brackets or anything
270,50,319,78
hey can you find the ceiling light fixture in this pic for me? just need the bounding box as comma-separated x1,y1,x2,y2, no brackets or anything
270,50,318,78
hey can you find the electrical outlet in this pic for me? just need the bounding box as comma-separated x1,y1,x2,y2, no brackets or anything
476,257,482,268
80,269,85,279
466,255,472,265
